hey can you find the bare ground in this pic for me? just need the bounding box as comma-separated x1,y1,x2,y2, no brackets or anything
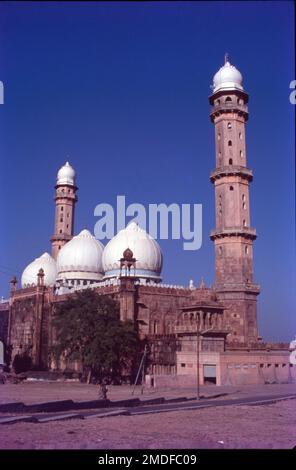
0,382,295,449
0,400,295,449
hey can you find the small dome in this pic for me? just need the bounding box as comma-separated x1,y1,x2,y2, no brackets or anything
56,229,104,281
213,59,243,93
21,252,57,288
57,161,76,186
122,248,134,261
102,222,163,281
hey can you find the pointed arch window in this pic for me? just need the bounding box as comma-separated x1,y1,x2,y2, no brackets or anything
153,321,159,334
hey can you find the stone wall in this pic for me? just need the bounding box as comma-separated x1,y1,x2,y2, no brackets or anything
174,348,295,386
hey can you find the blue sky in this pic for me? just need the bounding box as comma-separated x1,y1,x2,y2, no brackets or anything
0,1,295,341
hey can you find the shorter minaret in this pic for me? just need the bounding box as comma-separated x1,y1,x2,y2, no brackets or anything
51,162,78,259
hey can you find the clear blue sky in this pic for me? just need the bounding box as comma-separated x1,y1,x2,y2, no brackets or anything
0,2,295,341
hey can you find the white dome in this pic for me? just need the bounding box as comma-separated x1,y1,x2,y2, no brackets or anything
102,222,163,281
213,60,243,93
57,161,76,186
56,229,104,281
21,252,57,288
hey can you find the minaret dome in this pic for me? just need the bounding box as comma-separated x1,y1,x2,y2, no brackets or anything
57,161,76,186
212,55,243,93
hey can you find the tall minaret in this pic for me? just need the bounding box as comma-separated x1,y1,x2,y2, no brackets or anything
209,56,260,344
51,162,78,259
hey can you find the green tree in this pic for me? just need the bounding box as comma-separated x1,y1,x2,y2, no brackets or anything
52,289,142,383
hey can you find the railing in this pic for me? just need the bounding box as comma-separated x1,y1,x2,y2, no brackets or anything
210,165,253,181
55,191,77,199
136,282,189,290
226,341,289,351
55,277,122,295
214,282,261,292
54,277,196,295
210,226,257,239
50,233,72,241
211,102,248,115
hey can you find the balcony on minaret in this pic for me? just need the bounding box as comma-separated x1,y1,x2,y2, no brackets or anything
51,232,73,242
209,92,249,122
210,226,257,241
210,165,253,183
211,99,248,112
55,188,78,202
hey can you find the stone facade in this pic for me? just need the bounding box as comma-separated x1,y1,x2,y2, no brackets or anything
3,278,226,371
2,277,293,385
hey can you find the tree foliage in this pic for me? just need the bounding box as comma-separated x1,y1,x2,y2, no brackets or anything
52,289,142,383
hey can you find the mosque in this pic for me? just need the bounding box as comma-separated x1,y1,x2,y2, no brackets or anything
0,58,293,386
